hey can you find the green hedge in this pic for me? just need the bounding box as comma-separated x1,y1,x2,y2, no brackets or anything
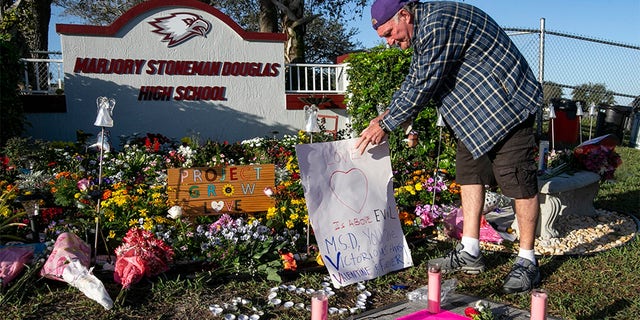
344,46,458,188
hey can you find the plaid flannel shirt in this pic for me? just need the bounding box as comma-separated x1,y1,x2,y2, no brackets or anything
381,1,543,159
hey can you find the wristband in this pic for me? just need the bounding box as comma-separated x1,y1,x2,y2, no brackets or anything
379,119,391,133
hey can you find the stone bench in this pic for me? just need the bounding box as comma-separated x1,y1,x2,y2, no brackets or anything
511,170,601,240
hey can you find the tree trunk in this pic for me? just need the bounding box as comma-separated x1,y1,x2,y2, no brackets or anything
32,0,52,54
281,0,305,63
5,0,52,91
258,0,278,33
17,0,52,57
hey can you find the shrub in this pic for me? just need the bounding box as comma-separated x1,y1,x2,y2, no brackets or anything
343,46,459,218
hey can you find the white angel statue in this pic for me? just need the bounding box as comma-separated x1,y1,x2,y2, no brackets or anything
304,104,321,133
94,96,115,127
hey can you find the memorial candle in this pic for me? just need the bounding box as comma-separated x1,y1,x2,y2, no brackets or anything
428,263,441,314
530,289,548,320
311,291,328,320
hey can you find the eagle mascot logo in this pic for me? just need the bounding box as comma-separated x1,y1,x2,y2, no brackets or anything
149,12,212,47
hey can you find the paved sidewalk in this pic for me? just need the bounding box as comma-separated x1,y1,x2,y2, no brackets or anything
351,292,563,320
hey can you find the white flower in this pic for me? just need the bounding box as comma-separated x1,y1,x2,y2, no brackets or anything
263,187,274,197
167,205,183,219
475,300,489,312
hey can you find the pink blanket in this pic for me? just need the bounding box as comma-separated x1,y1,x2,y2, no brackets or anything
0,246,34,286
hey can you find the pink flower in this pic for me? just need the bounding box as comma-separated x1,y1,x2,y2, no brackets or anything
414,204,444,228
77,178,90,191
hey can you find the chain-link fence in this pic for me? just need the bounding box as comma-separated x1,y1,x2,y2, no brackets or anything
19,51,63,94
505,21,640,108
505,21,640,147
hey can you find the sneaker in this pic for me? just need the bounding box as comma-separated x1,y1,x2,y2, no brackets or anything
429,244,485,274
502,257,541,294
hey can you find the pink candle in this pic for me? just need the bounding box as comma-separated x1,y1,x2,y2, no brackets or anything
530,289,548,320
428,263,441,314
311,291,328,320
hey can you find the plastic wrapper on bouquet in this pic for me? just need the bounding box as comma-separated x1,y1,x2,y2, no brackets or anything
114,228,174,289
40,232,113,310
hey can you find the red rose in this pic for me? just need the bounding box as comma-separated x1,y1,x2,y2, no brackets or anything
464,307,480,318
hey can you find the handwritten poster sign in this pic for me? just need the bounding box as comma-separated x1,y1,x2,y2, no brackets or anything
295,139,413,287
167,165,275,216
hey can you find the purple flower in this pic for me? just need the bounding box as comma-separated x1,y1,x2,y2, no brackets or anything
77,178,90,191
414,204,444,228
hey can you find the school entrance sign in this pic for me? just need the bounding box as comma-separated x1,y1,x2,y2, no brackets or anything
27,0,311,144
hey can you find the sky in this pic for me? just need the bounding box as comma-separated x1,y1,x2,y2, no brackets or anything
344,0,640,105
350,0,640,48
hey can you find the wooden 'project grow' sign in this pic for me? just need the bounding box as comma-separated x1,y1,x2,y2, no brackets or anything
167,165,276,216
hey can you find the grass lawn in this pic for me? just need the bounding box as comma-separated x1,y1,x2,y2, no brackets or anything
1,145,638,320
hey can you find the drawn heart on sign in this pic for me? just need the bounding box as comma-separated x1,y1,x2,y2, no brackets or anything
329,168,368,214
211,201,224,212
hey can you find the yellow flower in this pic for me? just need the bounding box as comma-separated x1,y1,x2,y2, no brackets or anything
108,230,116,239
138,208,148,217
0,206,10,218
74,193,81,199
222,184,235,197
415,183,423,191
289,213,299,221
266,207,277,220
113,193,129,206
143,219,154,231
154,216,169,225
404,185,415,195
285,220,294,229
103,209,115,222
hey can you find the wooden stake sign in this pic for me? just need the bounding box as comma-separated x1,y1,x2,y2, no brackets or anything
167,165,275,216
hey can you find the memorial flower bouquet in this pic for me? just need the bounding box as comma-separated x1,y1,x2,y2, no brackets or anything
464,300,496,319
114,227,174,288
573,141,622,180
542,134,622,181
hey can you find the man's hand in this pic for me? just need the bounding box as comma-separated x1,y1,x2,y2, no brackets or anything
355,111,389,155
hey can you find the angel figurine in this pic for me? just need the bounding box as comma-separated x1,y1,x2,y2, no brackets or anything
88,130,111,153
304,104,321,133
94,96,115,127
